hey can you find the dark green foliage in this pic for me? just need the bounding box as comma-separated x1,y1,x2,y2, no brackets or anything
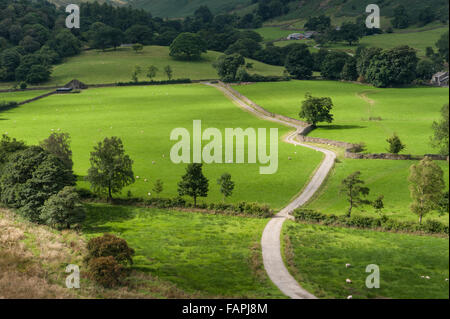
293,208,449,235
386,134,406,154
391,5,410,29
340,171,370,217
213,53,245,82
372,195,385,215
438,191,449,215
0,134,27,167
340,59,358,81
178,163,209,207
39,132,73,170
285,44,314,80
416,59,438,81
169,32,207,60
152,179,164,196
436,31,449,63
364,46,418,87
0,146,76,222
431,104,449,156
299,93,334,126
339,22,362,45
164,65,173,80
320,51,349,80
88,256,126,288
40,186,86,229
304,15,331,32
125,25,153,45
217,173,235,202
86,137,135,201
86,233,135,266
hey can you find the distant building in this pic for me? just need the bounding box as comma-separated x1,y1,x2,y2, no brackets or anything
287,33,304,40
431,71,449,87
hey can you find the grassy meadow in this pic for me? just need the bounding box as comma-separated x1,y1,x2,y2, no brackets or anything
83,204,286,298
0,84,323,209
283,222,449,299
0,90,52,102
305,158,449,224
235,81,449,155
45,46,283,87
273,26,449,57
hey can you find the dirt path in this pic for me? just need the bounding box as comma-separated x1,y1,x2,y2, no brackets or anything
205,82,336,299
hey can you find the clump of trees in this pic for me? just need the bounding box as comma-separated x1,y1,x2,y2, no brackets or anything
0,134,82,228
170,33,207,60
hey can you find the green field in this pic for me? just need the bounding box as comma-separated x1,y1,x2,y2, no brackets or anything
273,26,448,57
283,222,449,299
252,27,303,42
83,204,285,298
235,81,449,155
43,46,283,87
0,84,323,209
0,90,51,102
306,158,449,223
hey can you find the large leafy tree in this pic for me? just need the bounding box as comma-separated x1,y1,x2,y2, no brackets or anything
431,104,449,155
285,44,314,80
86,137,135,201
339,22,362,45
169,32,207,60
340,171,370,217
365,46,418,87
299,93,334,126
409,157,446,224
321,51,349,80
436,31,449,63
178,163,209,207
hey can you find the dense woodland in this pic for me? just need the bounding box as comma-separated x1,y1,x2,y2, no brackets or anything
0,0,448,87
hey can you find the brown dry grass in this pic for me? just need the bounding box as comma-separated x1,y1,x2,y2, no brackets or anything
0,208,201,299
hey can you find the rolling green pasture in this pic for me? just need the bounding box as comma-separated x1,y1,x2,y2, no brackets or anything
305,158,449,223
46,46,283,87
0,84,323,209
283,222,449,299
83,204,285,298
252,27,303,42
0,90,51,102
273,26,448,57
235,81,449,155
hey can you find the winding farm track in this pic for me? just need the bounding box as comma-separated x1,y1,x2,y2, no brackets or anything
205,82,336,299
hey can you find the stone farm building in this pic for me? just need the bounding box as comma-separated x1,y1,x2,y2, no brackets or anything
431,71,449,87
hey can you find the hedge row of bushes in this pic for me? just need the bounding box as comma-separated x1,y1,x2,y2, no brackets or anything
0,101,18,111
144,197,274,218
293,209,449,235
246,74,291,83
116,78,192,86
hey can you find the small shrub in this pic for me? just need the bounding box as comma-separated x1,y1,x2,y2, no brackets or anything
88,256,126,288
86,234,135,265
349,142,367,153
19,82,27,89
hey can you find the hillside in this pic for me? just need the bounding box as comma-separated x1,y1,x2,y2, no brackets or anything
48,0,449,21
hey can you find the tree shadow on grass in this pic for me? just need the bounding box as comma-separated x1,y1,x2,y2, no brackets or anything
82,204,136,234
316,124,366,131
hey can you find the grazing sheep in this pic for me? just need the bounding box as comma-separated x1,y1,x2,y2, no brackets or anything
346,279,352,284
147,192,151,196
144,179,148,182
152,161,156,164
347,295,353,299
425,276,431,280
346,263,351,268
136,176,140,179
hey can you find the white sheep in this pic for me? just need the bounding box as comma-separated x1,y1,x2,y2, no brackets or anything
347,295,353,299
346,263,351,268
346,279,352,284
